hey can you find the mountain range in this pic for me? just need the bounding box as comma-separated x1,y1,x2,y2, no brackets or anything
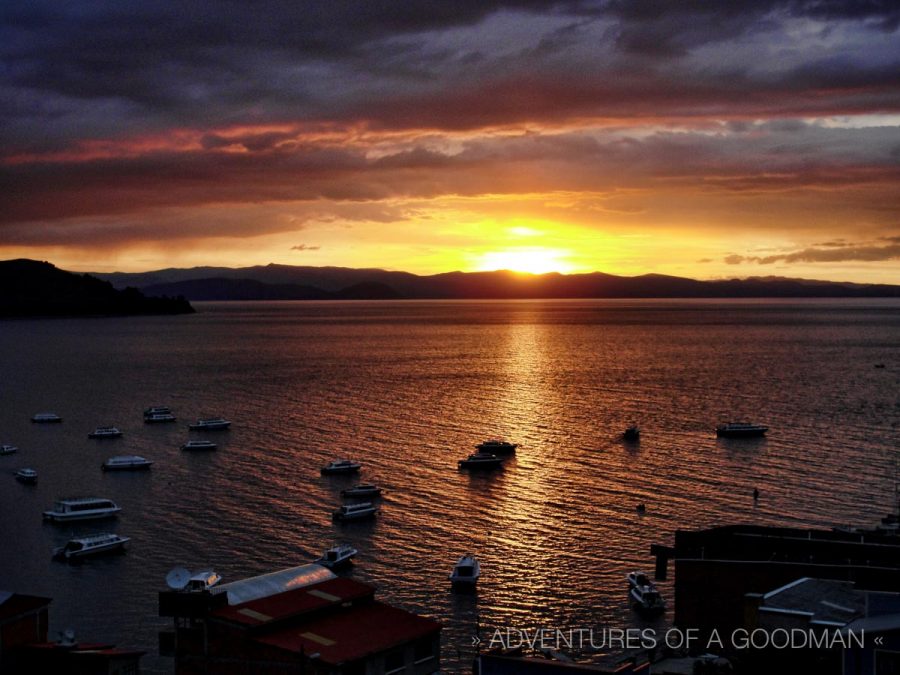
92,264,900,300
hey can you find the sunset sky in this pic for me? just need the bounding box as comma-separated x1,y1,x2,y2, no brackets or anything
1,1,898,282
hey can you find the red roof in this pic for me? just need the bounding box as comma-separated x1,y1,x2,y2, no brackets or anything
255,600,441,664
0,593,51,623
212,577,375,628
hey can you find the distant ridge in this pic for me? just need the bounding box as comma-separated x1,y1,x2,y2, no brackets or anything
93,264,900,300
0,259,194,317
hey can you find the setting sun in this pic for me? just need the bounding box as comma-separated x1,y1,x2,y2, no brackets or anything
474,248,576,275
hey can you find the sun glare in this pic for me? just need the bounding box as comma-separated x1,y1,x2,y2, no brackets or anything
475,249,575,275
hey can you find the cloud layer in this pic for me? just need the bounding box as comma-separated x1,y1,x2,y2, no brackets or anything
1,1,898,279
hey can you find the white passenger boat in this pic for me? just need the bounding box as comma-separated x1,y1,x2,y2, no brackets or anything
321,459,362,475
449,554,481,589
475,439,518,454
53,533,130,561
32,413,62,423
458,453,503,470
332,502,377,521
0,444,18,455
716,422,768,438
627,571,666,614
315,544,358,569
15,468,37,484
42,497,121,522
145,412,176,423
181,439,217,451
144,406,171,417
340,483,382,498
188,417,231,431
89,426,123,439
101,455,153,471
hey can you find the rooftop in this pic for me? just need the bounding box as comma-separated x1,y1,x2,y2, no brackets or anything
760,578,865,626
212,577,374,628
255,599,441,665
0,591,51,623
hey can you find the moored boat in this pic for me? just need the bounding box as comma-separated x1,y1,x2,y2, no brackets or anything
145,412,176,424
340,483,382,498
188,417,231,431
43,497,121,522
315,544,358,569
15,468,37,484
458,453,503,470
0,444,18,455
332,502,377,521
475,439,517,454
449,554,481,589
89,426,123,439
181,439,217,451
623,425,640,441
627,571,666,614
716,422,768,438
32,413,62,423
321,459,362,475
101,455,153,471
53,533,129,561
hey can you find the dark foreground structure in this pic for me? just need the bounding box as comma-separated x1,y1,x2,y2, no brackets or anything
0,591,144,674
653,525,900,674
159,564,441,674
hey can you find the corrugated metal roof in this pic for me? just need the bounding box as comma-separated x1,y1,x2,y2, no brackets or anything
256,600,441,664
212,577,375,627
211,564,335,606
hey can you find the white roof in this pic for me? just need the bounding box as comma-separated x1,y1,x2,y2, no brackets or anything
211,564,336,606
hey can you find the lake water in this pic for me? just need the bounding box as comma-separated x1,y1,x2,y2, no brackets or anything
1,299,898,672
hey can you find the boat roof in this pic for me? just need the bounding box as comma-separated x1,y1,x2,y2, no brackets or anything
55,496,116,505
67,533,127,544
107,455,147,462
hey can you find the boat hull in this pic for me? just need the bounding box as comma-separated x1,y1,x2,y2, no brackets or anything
102,462,152,471
716,427,767,438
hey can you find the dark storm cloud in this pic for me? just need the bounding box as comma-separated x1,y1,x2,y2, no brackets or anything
2,0,899,153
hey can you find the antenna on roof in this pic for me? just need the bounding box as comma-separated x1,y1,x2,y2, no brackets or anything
59,628,77,647
166,567,192,590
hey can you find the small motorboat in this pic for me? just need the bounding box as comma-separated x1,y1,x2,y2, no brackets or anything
15,468,37,484
623,425,640,441
475,439,518,454
315,544,358,569
627,571,666,614
340,483,382,498
332,502,377,521
458,453,503,470
89,426,123,439
716,422,768,438
53,533,130,561
0,444,18,455
32,413,62,423
321,459,362,475
101,455,153,471
181,439,217,451
449,554,481,589
188,417,231,431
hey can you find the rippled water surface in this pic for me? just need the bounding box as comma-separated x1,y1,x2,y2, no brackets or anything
1,299,898,672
